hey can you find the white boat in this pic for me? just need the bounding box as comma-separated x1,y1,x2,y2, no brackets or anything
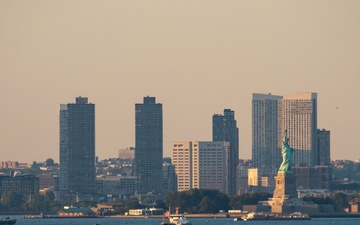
161,214,192,225
161,207,192,225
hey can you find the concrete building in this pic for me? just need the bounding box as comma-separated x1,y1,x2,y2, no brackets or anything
0,174,39,199
193,141,228,193
294,166,332,190
172,142,193,192
95,176,136,196
317,129,330,166
236,164,249,195
118,147,135,159
213,109,239,195
252,93,283,171
163,163,177,195
172,141,229,194
134,96,163,194
278,92,318,167
248,168,273,193
0,161,19,169
59,96,95,201
39,174,56,189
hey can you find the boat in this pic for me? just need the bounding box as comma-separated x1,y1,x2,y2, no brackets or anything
0,217,17,225
240,212,311,221
161,207,192,225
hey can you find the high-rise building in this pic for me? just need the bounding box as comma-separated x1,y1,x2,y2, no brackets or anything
172,141,228,194
192,141,228,193
317,129,330,166
59,96,95,201
163,163,177,195
134,96,163,194
213,109,239,195
172,141,192,192
278,92,318,167
252,93,283,170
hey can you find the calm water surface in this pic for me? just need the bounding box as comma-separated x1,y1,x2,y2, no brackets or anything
9,217,360,225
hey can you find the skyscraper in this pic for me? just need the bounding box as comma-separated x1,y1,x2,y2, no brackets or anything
252,93,283,170
59,96,95,200
213,109,239,195
317,129,330,166
278,92,318,167
134,96,163,194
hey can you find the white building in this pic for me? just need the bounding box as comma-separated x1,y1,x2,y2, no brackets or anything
172,141,229,194
278,92,318,167
252,93,283,170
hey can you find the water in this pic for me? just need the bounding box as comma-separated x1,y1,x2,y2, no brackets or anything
9,217,360,225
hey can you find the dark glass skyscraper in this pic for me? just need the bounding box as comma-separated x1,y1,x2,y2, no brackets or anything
59,96,95,200
213,109,239,195
135,96,163,194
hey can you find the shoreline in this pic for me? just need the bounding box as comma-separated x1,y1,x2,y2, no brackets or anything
8,212,360,219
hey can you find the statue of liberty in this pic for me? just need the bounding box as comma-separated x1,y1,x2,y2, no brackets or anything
278,129,294,173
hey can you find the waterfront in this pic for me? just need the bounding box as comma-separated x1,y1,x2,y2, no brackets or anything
7,217,360,225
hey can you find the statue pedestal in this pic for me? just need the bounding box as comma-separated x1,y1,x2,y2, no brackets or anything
270,172,298,213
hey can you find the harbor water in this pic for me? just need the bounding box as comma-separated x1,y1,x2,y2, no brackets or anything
8,217,360,225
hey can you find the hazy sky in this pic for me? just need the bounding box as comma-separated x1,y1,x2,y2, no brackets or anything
1,1,359,163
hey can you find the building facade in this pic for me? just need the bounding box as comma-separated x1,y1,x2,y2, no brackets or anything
0,174,39,199
172,141,228,194
317,129,330,166
278,92,318,167
163,163,177,195
172,142,192,192
59,96,95,200
213,109,239,195
118,147,135,159
134,96,163,194
95,176,136,196
294,166,332,190
252,93,283,170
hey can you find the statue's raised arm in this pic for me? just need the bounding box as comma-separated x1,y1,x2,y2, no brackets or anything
278,129,294,173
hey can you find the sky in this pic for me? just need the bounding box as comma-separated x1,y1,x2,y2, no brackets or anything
1,1,360,163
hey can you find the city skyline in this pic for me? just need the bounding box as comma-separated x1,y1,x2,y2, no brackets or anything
1,1,360,163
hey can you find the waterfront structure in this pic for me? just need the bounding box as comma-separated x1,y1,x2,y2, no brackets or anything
317,129,330,166
278,92,318,167
213,109,239,195
134,96,163,194
172,141,228,193
59,96,95,201
252,93,283,170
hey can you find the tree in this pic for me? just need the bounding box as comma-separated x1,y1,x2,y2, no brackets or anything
45,158,55,166
1,192,24,211
155,199,166,209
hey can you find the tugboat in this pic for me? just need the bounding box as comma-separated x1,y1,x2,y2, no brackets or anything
0,217,17,225
162,207,192,225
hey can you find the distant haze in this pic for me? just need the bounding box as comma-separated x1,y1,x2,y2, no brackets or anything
1,1,359,163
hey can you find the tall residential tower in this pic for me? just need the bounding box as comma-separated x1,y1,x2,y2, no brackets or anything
59,96,95,201
134,96,163,194
278,92,318,167
252,93,282,170
213,109,239,195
